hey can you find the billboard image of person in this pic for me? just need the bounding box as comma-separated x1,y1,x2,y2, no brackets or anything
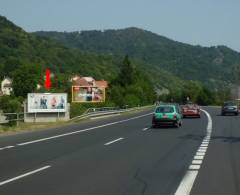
28,93,67,113
72,86,105,103
40,96,48,109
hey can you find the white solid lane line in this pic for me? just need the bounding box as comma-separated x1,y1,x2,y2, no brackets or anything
16,112,153,146
5,146,15,149
174,109,212,195
0,146,15,151
0,166,51,186
174,170,198,195
142,127,150,131
104,137,124,146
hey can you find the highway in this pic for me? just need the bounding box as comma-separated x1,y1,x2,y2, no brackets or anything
0,106,239,195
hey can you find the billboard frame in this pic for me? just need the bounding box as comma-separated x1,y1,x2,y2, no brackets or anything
27,93,68,113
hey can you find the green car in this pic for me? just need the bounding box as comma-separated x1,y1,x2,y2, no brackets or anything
152,104,182,128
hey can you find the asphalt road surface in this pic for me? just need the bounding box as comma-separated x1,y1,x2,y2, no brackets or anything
0,106,239,195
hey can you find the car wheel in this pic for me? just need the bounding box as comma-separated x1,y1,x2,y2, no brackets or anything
235,112,238,116
222,112,225,116
175,122,180,128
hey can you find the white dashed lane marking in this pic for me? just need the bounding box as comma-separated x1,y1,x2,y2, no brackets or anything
192,160,202,165
196,152,205,156
104,137,124,146
189,164,201,170
194,155,204,160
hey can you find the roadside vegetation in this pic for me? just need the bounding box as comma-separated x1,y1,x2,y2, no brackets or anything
159,80,231,106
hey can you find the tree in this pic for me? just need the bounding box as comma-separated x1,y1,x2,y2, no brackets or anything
12,64,42,97
181,81,202,103
118,55,135,87
109,85,125,107
196,87,215,105
109,56,156,107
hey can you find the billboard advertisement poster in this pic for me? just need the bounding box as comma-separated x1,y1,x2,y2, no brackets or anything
28,93,67,113
72,86,105,103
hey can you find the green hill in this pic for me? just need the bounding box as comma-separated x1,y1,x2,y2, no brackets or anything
35,28,240,86
0,16,185,92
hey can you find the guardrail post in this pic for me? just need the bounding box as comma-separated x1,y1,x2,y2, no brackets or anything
16,113,19,127
34,112,37,123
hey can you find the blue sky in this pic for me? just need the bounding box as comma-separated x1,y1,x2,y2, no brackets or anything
0,0,240,51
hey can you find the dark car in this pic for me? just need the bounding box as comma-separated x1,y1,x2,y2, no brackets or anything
221,101,238,116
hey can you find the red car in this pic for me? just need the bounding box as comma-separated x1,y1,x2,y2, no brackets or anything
181,104,201,118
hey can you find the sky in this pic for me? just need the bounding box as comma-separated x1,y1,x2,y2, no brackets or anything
0,0,240,51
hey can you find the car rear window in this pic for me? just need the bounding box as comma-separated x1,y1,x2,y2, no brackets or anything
185,104,195,108
156,106,174,113
224,102,236,106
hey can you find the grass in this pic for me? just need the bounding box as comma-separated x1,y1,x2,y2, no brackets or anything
0,121,71,135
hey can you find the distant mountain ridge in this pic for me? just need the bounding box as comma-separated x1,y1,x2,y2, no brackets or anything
35,28,240,86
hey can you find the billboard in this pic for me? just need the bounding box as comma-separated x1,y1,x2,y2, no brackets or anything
28,93,67,113
72,86,105,103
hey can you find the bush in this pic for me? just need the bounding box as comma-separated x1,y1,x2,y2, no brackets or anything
125,94,141,107
0,96,23,126
0,96,23,113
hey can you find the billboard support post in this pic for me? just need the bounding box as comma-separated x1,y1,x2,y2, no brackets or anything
16,113,19,127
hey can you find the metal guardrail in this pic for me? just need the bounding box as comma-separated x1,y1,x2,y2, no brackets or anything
0,112,24,126
70,105,154,121
70,107,121,121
